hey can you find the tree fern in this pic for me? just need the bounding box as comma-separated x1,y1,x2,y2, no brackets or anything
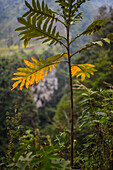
12,0,112,168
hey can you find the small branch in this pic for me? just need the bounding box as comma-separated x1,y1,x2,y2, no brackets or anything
58,40,68,49
104,82,113,89
63,111,70,129
69,33,83,45
70,43,97,58
73,82,106,99
55,60,68,64
59,35,67,41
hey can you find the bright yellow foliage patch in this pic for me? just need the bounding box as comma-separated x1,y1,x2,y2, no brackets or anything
11,53,96,91
11,53,68,91
71,64,96,82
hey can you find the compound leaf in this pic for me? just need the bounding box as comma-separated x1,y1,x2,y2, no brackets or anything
71,64,97,82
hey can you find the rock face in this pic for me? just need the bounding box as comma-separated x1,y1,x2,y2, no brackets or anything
32,68,58,108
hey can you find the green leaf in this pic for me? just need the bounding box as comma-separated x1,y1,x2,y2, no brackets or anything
25,0,32,10
23,11,31,17
17,17,27,25
15,26,27,31
82,19,109,36
32,0,37,9
37,0,41,10
24,39,29,48
92,41,103,46
107,33,113,40
102,38,110,44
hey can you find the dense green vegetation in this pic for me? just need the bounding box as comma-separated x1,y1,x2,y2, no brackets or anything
0,49,38,155
0,0,113,169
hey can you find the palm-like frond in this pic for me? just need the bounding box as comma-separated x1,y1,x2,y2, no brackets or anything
11,53,68,91
15,0,66,47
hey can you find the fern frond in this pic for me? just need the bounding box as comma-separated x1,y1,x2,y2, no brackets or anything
11,53,68,91
71,64,97,82
23,0,65,25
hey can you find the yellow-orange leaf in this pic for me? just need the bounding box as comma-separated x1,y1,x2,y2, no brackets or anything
71,65,81,77
31,57,40,66
86,72,90,78
49,65,53,73
24,60,37,69
40,69,43,81
30,74,35,86
76,73,82,78
13,72,26,76
71,64,96,82
36,71,40,84
17,68,32,73
90,72,94,75
11,80,21,91
20,79,25,91
26,76,30,89
81,73,85,82
83,64,95,68
45,67,48,78
12,77,23,81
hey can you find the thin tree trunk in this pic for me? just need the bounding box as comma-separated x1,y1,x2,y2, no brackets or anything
69,57,74,167
67,26,74,168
